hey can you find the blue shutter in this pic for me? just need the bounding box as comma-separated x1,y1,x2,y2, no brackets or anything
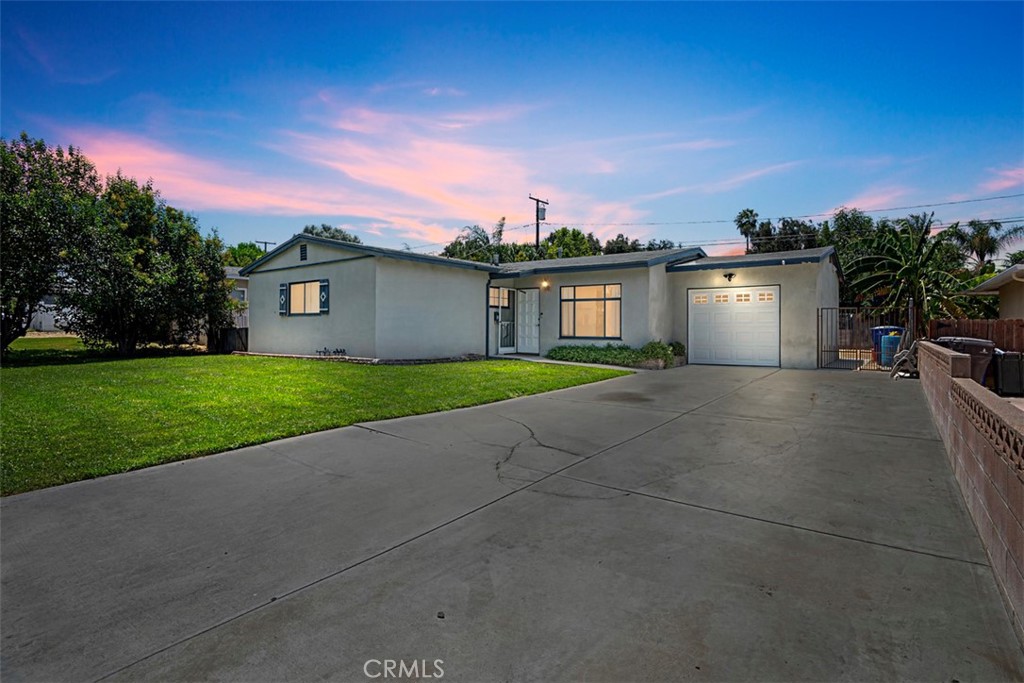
319,280,329,313
279,284,288,315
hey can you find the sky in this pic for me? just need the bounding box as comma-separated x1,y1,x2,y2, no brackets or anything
2,2,1022,257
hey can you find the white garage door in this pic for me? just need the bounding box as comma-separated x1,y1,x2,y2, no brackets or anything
687,286,780,367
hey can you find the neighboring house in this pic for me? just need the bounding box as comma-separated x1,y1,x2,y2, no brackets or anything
240,236,840,369
961,264,1024,318
225,266,249,329
29,295,60,332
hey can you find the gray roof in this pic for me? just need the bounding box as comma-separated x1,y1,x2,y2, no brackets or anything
240,234,500,276
493,247,706,279
225,266,248,280
960,264,1024,295
667,246,838,273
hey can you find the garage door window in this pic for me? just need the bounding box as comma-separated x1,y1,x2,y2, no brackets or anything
560,284,621,339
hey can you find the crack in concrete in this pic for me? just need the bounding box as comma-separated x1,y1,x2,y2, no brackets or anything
352,424,433,447
257,444,349,479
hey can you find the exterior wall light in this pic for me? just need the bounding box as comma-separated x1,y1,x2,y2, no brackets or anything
724,272,736,282
541,280,551,290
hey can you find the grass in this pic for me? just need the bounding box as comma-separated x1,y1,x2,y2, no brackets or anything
1,339,627,496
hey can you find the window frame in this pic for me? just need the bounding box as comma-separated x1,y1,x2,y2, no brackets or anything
284,279,328,316
559,283,622,340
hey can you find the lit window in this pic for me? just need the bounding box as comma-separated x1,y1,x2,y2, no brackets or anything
489,288,510,308
736,293,751,303
714,293,729,304
560,284,621,338
758,291,775,302
693,294,708,304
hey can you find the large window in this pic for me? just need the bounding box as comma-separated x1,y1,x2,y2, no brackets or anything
560,284,621,338
281,280,329,316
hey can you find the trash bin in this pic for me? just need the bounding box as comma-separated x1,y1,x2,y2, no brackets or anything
932,336,997,385
993,350,1024,397
871,326,904,363
880,333,902,367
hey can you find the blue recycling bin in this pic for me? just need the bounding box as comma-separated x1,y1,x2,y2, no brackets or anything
871,326,904,363
880,334,902,367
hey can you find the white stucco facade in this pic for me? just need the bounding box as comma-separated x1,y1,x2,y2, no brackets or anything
243,237,840,367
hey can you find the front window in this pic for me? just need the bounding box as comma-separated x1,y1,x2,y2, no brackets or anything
560,284,621,338
489,287,510,308
289,281,321,315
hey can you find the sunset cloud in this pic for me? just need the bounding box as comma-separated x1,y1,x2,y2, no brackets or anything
831,186,911,213
638,161,802,202
979,167,1024,193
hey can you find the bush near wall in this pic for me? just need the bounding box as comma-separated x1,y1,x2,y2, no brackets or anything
546,341,681,369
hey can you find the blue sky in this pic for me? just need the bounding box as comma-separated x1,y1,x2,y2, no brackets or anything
2,2,1022,255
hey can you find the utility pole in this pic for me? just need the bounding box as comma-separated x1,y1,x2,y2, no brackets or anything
529,195,548,253
255,240,276,253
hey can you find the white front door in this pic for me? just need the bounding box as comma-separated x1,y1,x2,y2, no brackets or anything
516,288,540,354
688,286,780,366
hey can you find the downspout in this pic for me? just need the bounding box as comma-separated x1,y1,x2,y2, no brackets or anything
484,277,491,359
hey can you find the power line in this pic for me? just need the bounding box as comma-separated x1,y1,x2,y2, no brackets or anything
403,194,1024,254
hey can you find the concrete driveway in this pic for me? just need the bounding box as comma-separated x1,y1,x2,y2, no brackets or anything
2,366,1022,682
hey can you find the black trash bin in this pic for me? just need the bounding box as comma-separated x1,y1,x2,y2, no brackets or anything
933,336,997,385
993,350,1024,396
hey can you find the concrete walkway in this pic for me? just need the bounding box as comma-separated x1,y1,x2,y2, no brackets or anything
2,367,1022,682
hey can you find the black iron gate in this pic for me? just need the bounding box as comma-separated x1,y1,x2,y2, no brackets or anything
818,307,909,370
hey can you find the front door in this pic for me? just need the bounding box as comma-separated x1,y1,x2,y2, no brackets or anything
498,288,516,354
516,288,540,354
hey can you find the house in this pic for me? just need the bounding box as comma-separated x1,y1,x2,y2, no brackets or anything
240,236,840,369
960,264,1024,318
225,266,249,329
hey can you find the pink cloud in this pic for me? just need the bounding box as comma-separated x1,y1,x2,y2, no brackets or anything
979,167,1024,193
704,243,748,257
831,186,911,213
657,138,737,152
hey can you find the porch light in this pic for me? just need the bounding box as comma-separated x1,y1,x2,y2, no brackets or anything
724,272,736,282
541,280,551,290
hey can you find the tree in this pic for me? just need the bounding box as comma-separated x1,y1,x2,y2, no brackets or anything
734,209,818,254
645,239,676,251
847,212,967,337
543,227,597,259
603,233,642,254
60,173,232,355
302,223,361,243
1005,250,1024,267
441,218,541,264
0,133,100,355
224,241,264,268
947,219,1024,274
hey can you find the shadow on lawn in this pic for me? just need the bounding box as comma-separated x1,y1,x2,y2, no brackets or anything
2,345,209,368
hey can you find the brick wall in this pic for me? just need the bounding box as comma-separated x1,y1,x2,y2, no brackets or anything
918,341,1024,644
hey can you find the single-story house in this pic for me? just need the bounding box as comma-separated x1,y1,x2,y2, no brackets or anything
960,264,1024,318
240,236,840,369
225,266,250,329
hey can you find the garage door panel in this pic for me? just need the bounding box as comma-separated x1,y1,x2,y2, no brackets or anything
687,286,779,367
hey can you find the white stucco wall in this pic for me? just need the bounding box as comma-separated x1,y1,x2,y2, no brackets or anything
999,280,1024,319
374,259,489,359
648,266,673,343
246,241,378,356
669,261,829,369
495,267,654,356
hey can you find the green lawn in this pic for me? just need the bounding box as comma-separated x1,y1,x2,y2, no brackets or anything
0,339,626,495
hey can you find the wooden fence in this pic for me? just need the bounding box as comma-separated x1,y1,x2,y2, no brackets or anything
928,319,1024,351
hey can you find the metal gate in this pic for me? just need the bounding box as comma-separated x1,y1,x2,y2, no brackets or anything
818,307,909,370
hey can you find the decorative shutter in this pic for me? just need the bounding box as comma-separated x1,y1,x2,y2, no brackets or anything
319,280,329,313
279,284,288,315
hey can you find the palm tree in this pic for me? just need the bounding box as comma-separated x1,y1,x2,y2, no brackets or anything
947,219,1024,274
848,212,967,337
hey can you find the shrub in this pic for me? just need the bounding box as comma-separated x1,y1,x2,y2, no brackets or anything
546,340,676,368
639,341,674,366
669,341,686,357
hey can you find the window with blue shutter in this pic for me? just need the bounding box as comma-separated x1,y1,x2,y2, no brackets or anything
319,280,329,313
279,284,288,315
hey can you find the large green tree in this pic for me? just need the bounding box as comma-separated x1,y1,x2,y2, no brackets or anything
441,218,541,264
60,173,232,355
734,209,818,254
947,219,1024,274
0,133,100,354
224,241,264,268
603,233,642,254
542,227,598,259
302,223,362,243
847,212,967,336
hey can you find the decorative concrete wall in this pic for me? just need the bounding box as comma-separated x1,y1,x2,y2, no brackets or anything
918,341,1024,643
